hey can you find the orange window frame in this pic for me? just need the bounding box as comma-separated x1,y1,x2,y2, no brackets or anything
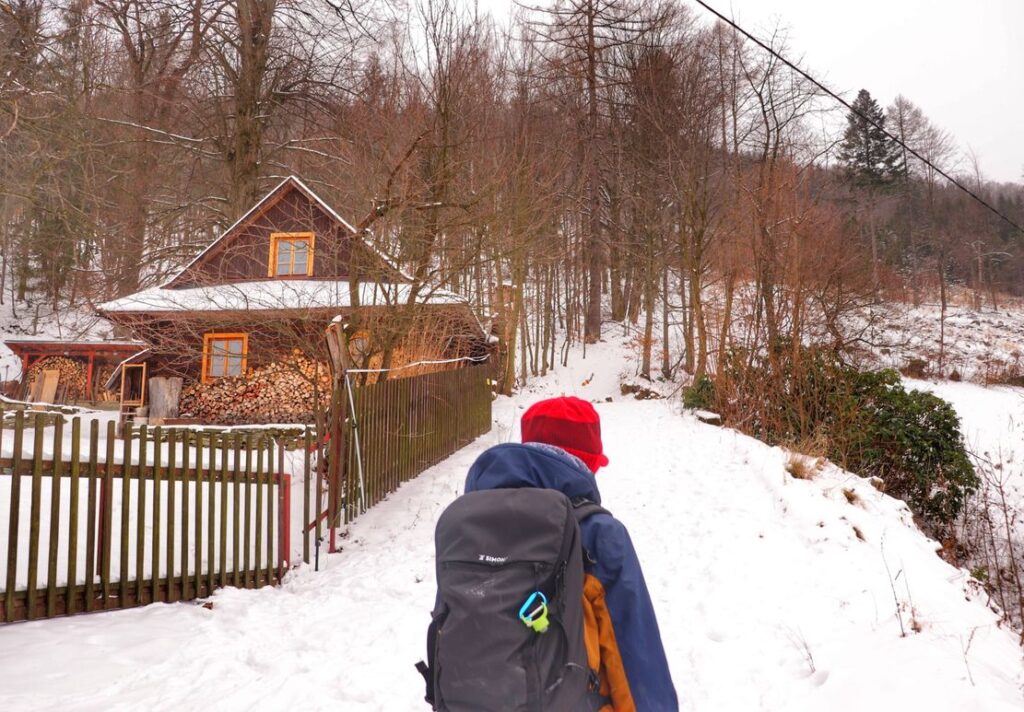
202,332,249,383
268,232,315,277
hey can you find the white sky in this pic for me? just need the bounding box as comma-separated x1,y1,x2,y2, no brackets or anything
470,0,1024,184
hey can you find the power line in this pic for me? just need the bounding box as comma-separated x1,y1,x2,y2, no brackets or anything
692,0,1024,235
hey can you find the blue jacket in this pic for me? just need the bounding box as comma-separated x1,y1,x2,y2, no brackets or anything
465,442,678,711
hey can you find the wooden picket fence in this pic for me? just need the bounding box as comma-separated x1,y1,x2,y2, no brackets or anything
0,411,289,624
313,363,493,552
0,362,492,624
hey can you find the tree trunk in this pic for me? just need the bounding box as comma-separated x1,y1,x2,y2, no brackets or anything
718,272,735,375
583,1,602,343
149,377,184,422
661,264,671,380
228,0,275,219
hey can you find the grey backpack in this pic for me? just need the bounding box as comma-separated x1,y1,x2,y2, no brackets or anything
416,488,607,711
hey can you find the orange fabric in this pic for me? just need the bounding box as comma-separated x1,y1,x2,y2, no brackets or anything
583,573,636,712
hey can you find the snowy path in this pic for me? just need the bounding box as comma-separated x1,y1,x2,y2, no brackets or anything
1,344,1023,711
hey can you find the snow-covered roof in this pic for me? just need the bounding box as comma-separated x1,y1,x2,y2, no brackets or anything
96,280,467,315
2,336,142,347
166,176,413,286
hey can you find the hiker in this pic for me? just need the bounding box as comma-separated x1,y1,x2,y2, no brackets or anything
419,395,677,711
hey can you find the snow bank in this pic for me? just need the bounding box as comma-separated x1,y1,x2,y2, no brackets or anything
0,340,1021,711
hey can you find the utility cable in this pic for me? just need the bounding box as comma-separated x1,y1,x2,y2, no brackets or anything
693,0,1024,235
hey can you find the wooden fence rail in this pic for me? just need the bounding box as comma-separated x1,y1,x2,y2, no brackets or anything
1,412,288,624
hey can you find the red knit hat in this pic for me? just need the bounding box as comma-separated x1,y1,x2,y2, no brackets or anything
521,396,609,474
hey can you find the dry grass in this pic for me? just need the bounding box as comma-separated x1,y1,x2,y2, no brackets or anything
785,451,823,480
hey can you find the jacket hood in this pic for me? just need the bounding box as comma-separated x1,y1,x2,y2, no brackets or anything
464,442,602,504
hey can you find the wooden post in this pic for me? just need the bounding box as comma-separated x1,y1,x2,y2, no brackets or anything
180,431,191,601
120,424,132,606
324,322,351,554
86,352,95,398
232,433,242,589
254,440,264,587
101,420,115,606
166,429,177,603
279,474,291,580
67,418,81,615
47,411,65,618
27,415,45,619
303,429,311,564
136,425,148,605
152,426,163,603
218,435,228,589
244,433,254,589
84,419,98,612
4,411,25,623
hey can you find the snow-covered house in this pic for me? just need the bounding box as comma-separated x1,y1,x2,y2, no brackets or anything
97,176,489,423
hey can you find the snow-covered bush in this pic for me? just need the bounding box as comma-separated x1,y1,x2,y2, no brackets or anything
838,369,978,530
714,344,978,533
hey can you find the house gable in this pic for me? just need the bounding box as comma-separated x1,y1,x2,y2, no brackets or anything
167,176,405,289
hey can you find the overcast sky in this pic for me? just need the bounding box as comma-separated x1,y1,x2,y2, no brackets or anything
470,0,1024,184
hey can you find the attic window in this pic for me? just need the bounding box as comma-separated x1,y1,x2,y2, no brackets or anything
202,333,248,382
269,232,314,277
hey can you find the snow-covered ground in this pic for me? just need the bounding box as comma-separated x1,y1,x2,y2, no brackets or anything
862,298,1024,383
1,339,1022,711
905,377,1024,630
904,378,1024,479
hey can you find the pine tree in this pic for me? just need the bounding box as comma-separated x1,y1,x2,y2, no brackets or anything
838,89,904,188
838,89,905,296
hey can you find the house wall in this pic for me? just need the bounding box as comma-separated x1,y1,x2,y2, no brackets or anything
171,189,400,288
132,309,487,424
129,307,488,387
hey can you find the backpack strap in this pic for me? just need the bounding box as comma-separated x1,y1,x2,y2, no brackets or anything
571,497,615,711
415,607,445,708
570,497,610,568
570,496,610,524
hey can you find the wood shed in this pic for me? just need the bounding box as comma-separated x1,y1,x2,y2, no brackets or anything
3,338,144,404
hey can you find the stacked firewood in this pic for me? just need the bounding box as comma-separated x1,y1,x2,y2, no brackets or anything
27,357,88,401
94,365,118,401
179,354,331,424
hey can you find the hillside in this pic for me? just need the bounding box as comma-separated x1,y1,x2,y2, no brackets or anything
856,296,1024,383
0,339,1021,711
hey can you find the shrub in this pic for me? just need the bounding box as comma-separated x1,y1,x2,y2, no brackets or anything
711,345,978,533
683,374,716,410
837,368,977,529
901,357,929,379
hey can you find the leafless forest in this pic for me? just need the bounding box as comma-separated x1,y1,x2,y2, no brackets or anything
2,0,1023,389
